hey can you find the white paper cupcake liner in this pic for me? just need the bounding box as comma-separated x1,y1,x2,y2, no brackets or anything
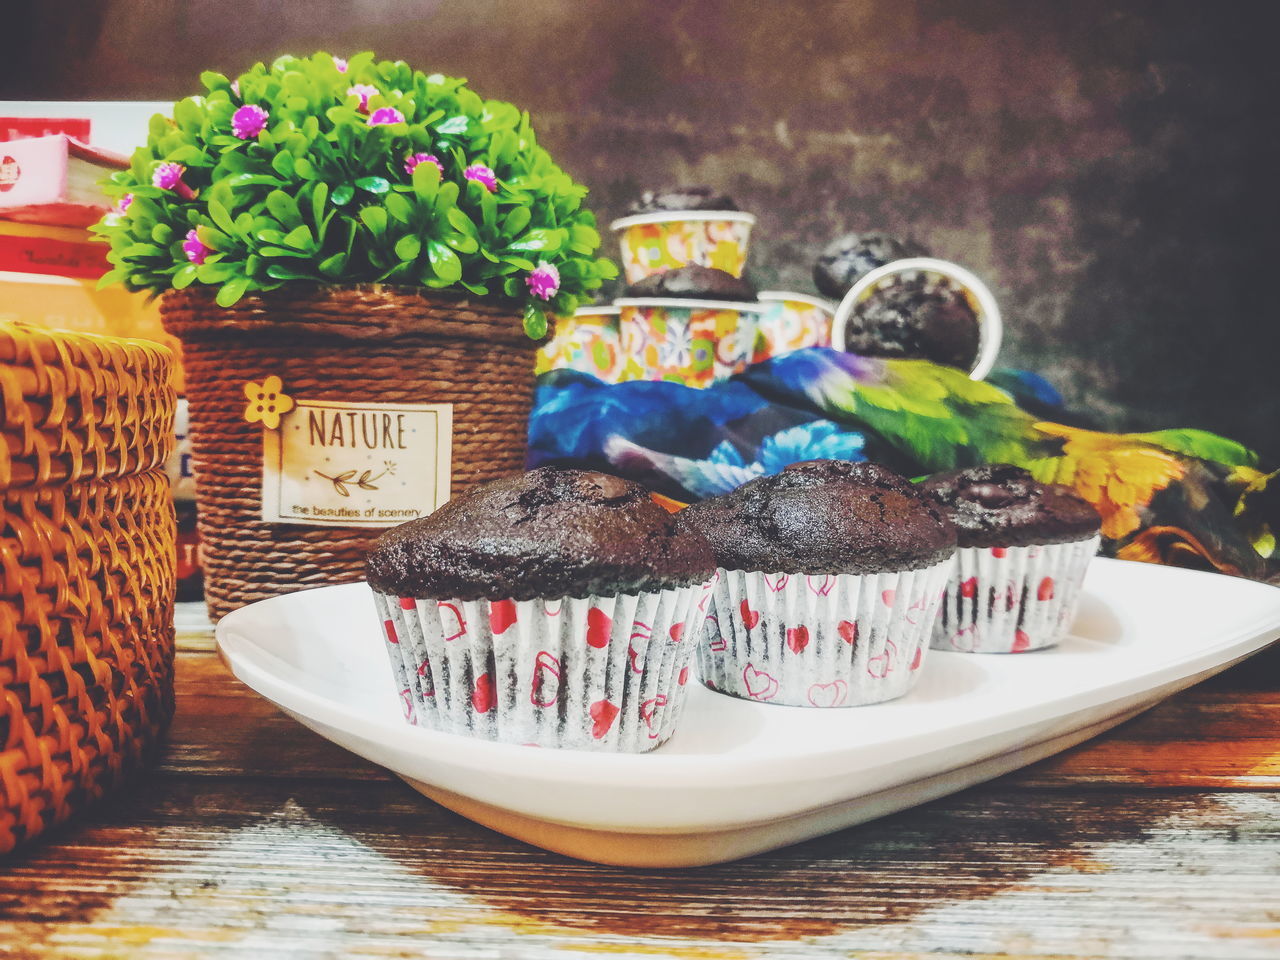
372,578,713,752
931,535,1100,653
697,559,953,707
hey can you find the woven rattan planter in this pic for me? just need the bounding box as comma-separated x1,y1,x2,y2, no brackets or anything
1,322,176,855
159,285,539,621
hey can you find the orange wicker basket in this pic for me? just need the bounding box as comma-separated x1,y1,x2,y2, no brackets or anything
0,321,176,855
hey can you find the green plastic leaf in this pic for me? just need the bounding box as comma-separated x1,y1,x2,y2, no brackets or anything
271,151,296,178
207,197,237,236
501,206,531,237
394,234,422,261
426,240,462,283
507,229,553,253
331,182,355,206
435,115,469,135
215,276,249,306
355,176,390,195
172,263,199,289
385,192,413,224
266,190,303,229
411,161,441,201
522,305,548,339
310,182,329,226
359,206,388,238
281,224,314,249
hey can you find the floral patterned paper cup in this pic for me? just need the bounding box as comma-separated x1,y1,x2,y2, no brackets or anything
373,579,713,751
697,560,953,707
931,536,1100,654
752,291,838,363
535,304,623,381
615,297,763,388
610,211,756,284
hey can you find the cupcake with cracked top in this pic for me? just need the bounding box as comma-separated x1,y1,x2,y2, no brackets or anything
367,466,715,751
920,463,1101,653
675,459,957,707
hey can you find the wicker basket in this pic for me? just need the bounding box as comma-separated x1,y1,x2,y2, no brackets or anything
159,285,540,621
1,322,176,855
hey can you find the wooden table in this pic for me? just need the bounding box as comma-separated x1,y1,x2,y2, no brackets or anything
3,646,1278,959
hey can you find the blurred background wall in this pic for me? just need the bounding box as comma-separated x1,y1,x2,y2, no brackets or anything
3,0,1276,459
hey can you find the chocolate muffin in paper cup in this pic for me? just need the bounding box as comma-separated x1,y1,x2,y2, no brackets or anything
676,460,957,707
366,467,716,751
920,464,1102,654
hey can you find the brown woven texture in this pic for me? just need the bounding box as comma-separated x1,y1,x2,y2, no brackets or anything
1,322,176,855
160,285,540,621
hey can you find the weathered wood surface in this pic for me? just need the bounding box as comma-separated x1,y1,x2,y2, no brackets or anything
1,649,1277,959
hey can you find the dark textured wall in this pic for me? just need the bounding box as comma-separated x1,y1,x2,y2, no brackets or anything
5,0,1277,458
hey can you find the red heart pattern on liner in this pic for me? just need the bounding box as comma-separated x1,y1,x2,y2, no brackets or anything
590,699,619,739
763,573,790,592
806,574,834,597
488,598,518,635
640,695,668,737
837,619,858,645
627,643,645,674
382,619,398,644
786,625,810,654
668,622,685,642
1038,577,1056,601
437,601,467,641
471,673,496,713
530,651,560,707
960,577,977,599
586,606,612,648
1012,628,1032,652
399,689,417,724
867,638,897,679
739,599,760,629
398,597,416,610
742,664,779,701
678,666,690,686
910,646,924,670
806,680,848,707
881,588,896,607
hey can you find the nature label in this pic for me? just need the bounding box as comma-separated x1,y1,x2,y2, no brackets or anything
261,399,452,527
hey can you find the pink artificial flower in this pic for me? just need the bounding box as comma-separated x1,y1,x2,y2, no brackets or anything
114,193,133,215
333,57,349,73
404,152,443,176
231,104,269,139
463,164,498,193
525,261,560,301
152,162,195,199
347,83,379,113
367,107,405,126
182,229,209,265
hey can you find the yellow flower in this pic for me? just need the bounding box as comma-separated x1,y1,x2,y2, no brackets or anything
242,375,294,429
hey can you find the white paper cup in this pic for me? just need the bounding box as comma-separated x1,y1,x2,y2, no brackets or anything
931,535,1100,653
372,579,713,751
830,257,1002,380
697,559,953,707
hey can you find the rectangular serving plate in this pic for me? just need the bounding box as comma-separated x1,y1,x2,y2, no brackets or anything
216,558,1280,867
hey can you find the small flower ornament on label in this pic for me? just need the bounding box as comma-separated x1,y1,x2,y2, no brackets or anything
242,375,294,430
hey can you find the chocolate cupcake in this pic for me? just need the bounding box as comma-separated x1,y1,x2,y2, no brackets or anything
842,271,981,370
920,464,1102,653
813,231,929,299
624,264,757,302
628,185,739,215
367,467,716,750
676,460,958,707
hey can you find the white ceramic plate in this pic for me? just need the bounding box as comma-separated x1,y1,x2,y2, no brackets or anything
216,558,1280,867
